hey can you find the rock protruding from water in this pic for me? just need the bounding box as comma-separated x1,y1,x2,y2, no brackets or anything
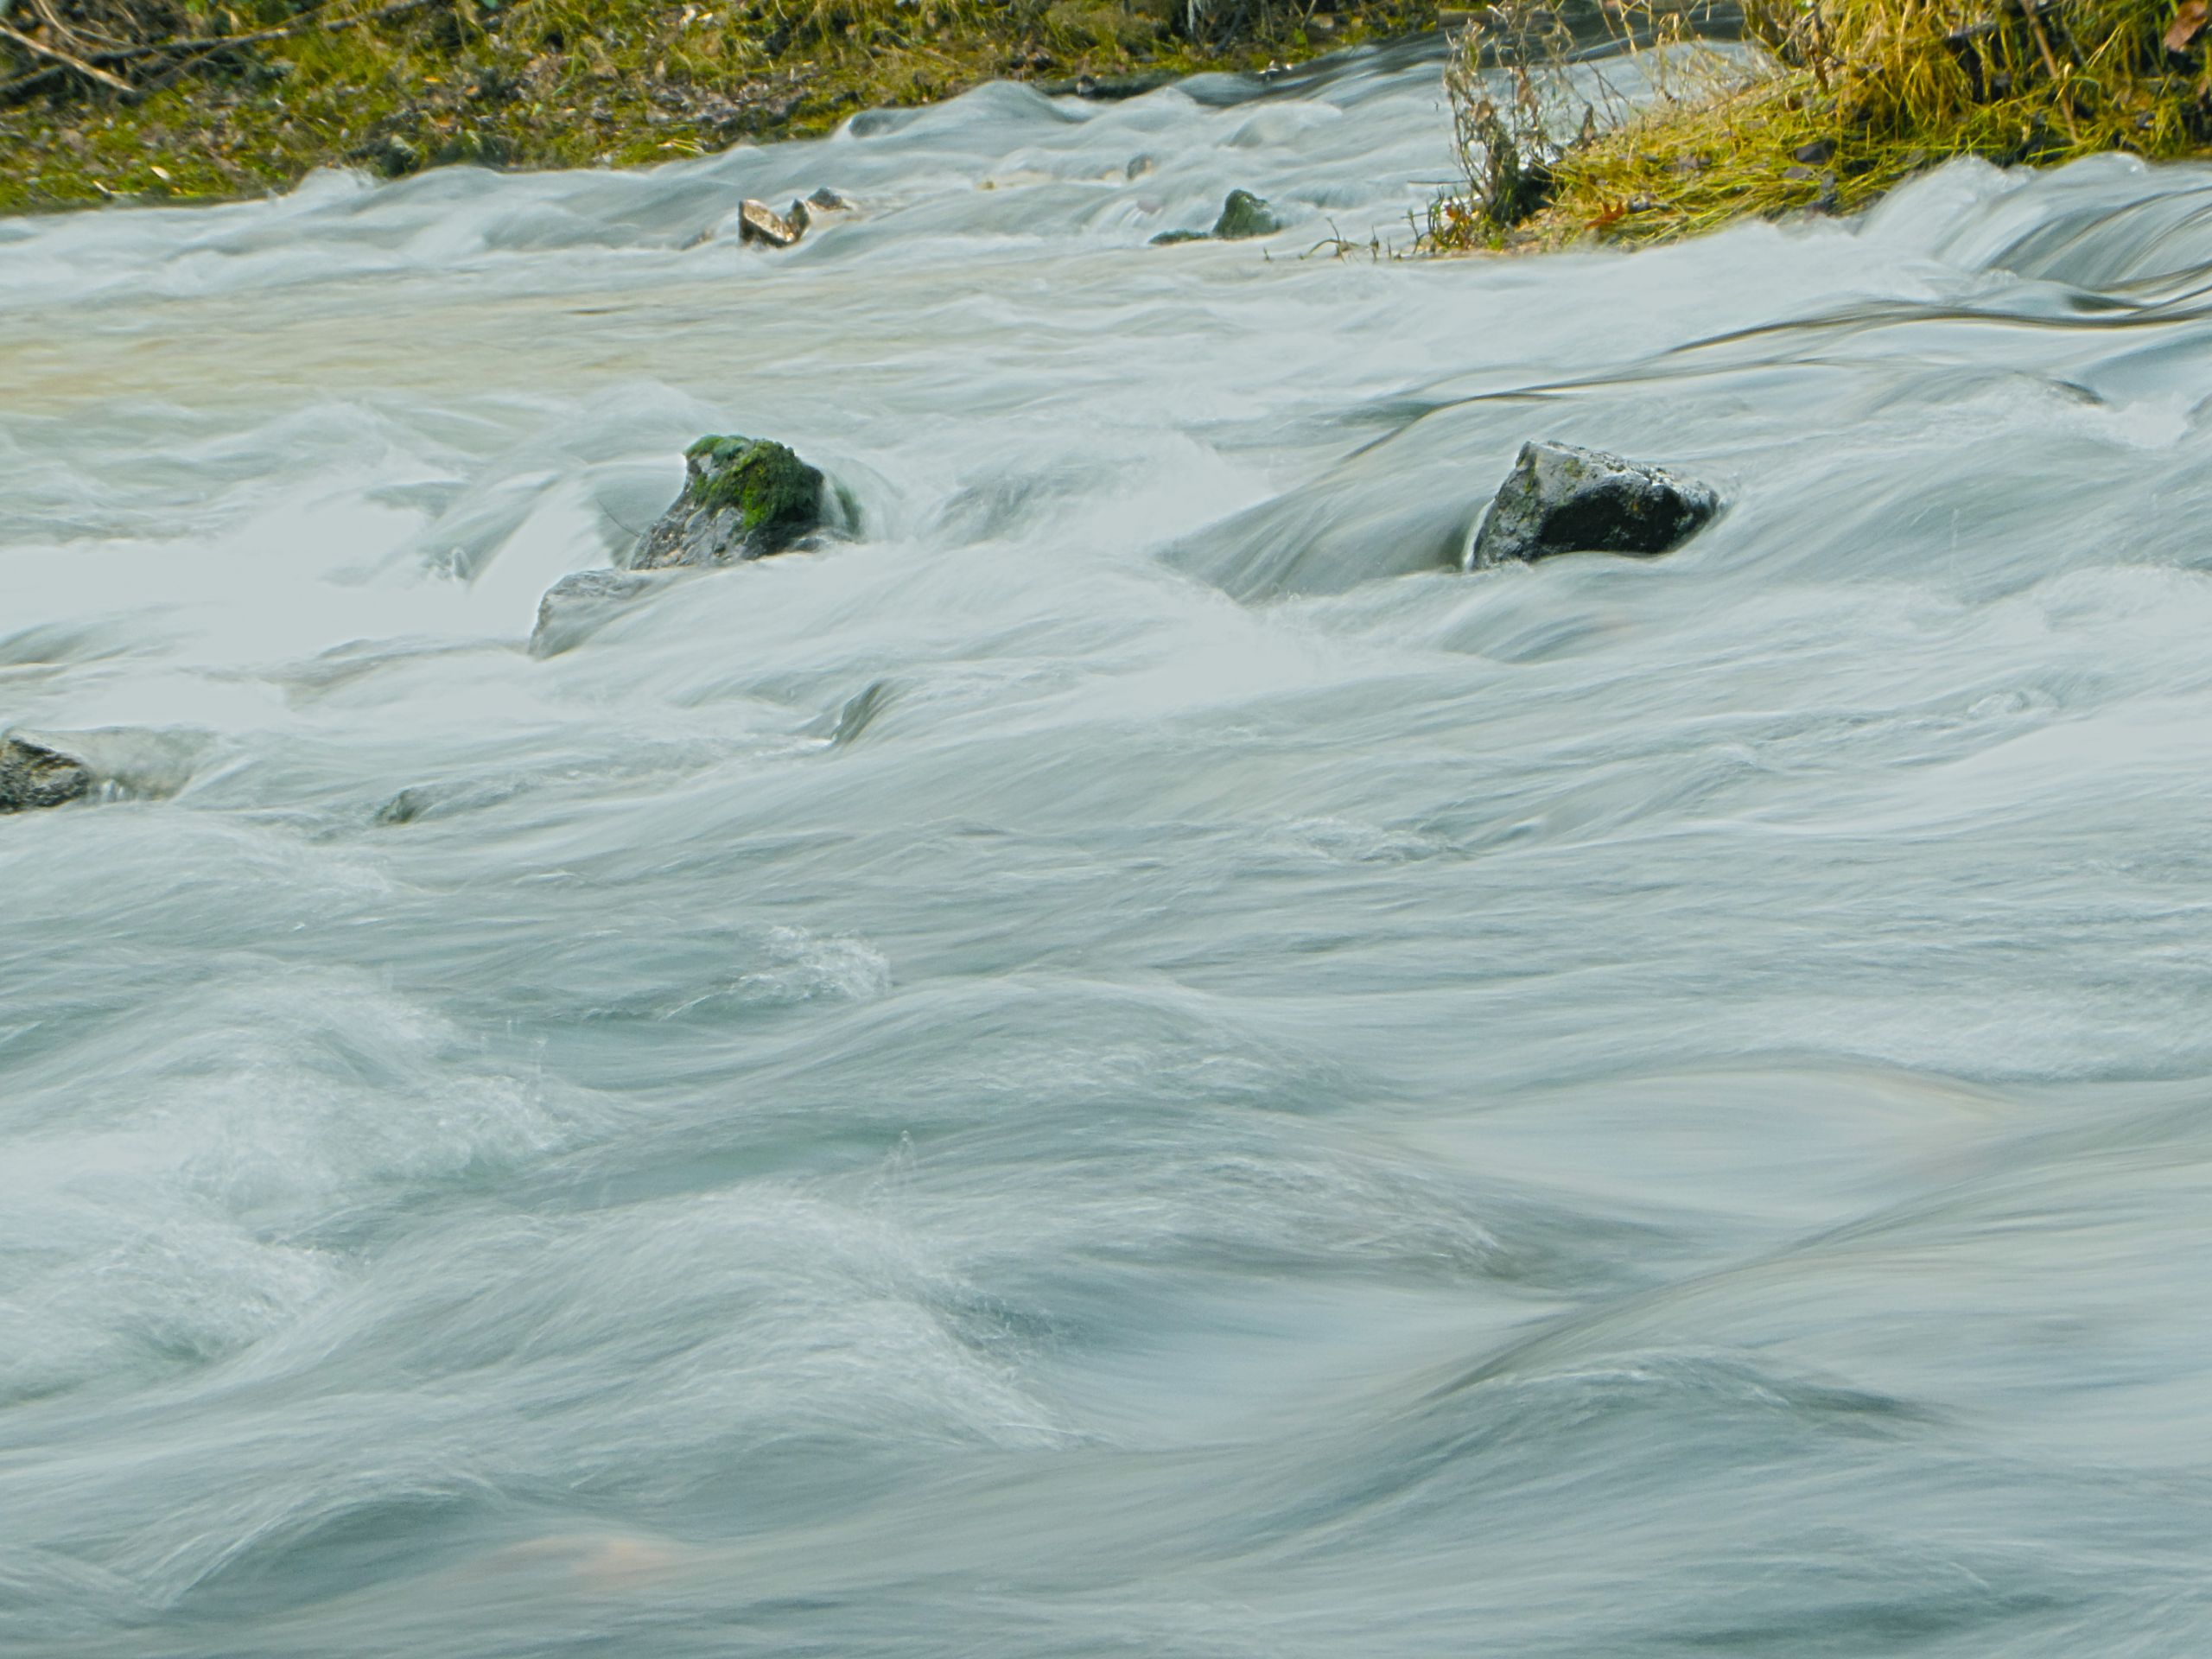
1152,188,1286,245
0,735,92,814
786,187,859,232
1466,442,1720,568
623,435,830,571
1213,188,1283,239
739,199,803,249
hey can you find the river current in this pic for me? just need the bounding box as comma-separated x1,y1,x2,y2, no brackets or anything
7,35,2212,1656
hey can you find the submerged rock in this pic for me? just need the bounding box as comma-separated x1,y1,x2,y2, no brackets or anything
376,774,533,825
0,735,92,814
1465,441,1720,568
623,435,830,571
1150,188,1286,245
738,199,803,249
531,568,669,657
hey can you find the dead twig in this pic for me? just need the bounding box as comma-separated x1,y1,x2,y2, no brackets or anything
0,61,65,100
2018,0,2082,141
0,18,134,92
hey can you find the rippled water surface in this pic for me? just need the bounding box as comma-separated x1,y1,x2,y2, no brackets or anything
9,37,2212,1656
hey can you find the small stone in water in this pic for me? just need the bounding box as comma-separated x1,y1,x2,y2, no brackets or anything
738,199,802,248
1211,188,1283,239
1466,441,1720,568
1151,188,1285,245
0,736,92,815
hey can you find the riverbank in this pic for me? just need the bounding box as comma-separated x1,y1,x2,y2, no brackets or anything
1427,0,2212,251
0,0,1435,215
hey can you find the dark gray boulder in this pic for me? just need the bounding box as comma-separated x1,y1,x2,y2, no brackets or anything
621,435,830,572
1466,442,1720,569
0,735,91,814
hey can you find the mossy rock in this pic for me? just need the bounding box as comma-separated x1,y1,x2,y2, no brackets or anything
1150,188,1284,245
1212,188,1282,239
623,436,830,570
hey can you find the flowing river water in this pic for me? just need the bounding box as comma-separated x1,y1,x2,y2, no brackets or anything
9,34,2212,1656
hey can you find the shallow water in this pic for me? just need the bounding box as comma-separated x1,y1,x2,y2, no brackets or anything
8,34,2212,1657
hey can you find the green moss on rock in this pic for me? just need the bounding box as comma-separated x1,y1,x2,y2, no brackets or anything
626,435,830,569
1211,188,1281,238
690,437,823,537
1150,187,1285,245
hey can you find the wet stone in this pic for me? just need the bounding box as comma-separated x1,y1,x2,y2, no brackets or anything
738,199,803,248
1466,441,1721,568
0,735,92,814
1212,188,1283,239
1151,188,1285,245
623,435,829,572
531,569,664,657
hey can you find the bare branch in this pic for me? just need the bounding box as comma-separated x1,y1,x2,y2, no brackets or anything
0,18,133,92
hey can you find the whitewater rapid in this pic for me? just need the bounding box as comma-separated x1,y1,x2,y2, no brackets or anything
8,34,2212,1657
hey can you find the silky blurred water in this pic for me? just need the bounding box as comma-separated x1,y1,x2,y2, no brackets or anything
8,33,2212,1656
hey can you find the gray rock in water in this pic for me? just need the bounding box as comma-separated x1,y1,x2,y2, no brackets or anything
1151,188,1285,245
0,735,91,814
738,199,802,249
1212,188,1283,240
531,568,667,658
0,728,205,812
1466,441,1720,569
376,775,533,825
622,435,830,572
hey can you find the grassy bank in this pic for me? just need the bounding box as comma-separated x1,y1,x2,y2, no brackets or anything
0,0,1434,214
1428,0,2212,249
